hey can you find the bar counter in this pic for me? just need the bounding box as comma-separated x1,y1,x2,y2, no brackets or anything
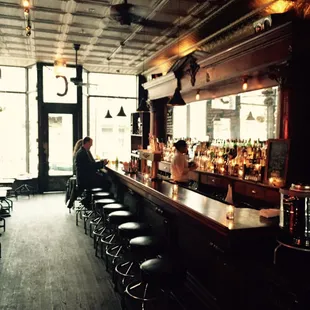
106,164,278,233
105,164,281,309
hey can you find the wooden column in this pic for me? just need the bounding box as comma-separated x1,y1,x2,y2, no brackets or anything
276,21,310,185
149,97,169,142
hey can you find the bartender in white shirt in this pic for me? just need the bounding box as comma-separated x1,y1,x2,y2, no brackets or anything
171,140,197,183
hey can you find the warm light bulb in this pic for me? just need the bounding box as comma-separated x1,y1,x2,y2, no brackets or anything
195,90,200,101
242,81,248,91
23,0,30,8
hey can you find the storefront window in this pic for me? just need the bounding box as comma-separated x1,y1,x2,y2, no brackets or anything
43,66,77,103
0,66,26,92
88,73,137,98
0,93,27,177
89,97,136,161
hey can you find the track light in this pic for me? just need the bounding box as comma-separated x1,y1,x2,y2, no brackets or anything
24,8,29,16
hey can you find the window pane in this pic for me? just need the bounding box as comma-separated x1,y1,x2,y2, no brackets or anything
190,100,207,140
0,93,26,177
48,114,73,176
82,94,88,137
89,97,137,161
28,65,37,92
29,92,38,177
173,105,187,139
43,66,77,103
88,73,137,97
0,66,26,92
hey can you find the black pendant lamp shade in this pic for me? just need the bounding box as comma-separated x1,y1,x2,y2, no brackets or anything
246,111,255,121
105,110,112,118
117,106,126,117
167,87,186,106
137,97,149,112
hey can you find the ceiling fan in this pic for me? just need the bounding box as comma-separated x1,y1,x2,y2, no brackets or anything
70,43,96,87
108,0,178,29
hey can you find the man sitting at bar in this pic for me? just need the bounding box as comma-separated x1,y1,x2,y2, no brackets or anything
75,136,109,194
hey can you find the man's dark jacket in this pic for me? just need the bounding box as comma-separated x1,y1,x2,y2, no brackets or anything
75,146,103,190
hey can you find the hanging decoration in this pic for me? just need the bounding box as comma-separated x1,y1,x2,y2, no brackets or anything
23,0,32,36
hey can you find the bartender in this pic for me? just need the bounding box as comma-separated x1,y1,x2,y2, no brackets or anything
171,140,197,184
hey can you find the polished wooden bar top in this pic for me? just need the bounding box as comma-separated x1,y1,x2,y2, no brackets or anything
106,165,278,233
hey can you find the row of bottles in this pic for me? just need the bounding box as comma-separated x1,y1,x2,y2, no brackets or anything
163,138,268,182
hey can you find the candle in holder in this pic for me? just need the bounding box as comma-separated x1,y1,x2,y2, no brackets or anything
226,205,235,220
172,184,178,195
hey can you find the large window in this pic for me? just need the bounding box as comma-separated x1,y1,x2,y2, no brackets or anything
0,93,27,177
88,73,138,162
89,97,137,161
43,66,77,103
0,65,38,178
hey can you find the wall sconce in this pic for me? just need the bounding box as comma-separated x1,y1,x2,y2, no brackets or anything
242,76,248,91
195,90,200,101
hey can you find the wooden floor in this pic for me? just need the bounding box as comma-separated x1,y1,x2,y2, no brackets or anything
0,193,121,310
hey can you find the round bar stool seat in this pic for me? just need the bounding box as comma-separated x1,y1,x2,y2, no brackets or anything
118,222,151,240
92,192,113,201
85,188,104,194
124,257,186,309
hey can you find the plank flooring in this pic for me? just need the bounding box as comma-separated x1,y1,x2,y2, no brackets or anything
0,193,121,310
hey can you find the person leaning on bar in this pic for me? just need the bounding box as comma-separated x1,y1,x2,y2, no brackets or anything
75,136,110,195
171,139,197,185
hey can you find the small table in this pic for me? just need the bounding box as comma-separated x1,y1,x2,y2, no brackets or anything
15,175,35,197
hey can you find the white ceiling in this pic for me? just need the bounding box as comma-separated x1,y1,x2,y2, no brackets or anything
0,0,265,74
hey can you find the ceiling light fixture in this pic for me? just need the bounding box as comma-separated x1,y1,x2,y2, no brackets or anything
196,90,200,101
117,43,126,117
23,0,30,8
242,76,248,91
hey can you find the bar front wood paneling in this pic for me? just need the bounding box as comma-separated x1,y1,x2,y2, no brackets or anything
106,165,279,309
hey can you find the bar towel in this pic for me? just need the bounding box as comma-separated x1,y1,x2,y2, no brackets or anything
259,208,280,218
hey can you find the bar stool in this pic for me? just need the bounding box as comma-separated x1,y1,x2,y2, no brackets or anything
114,235,163,293
106,222,152,265
94,203,128,256
0,191,11,218
85,197,116,235
89,193,114,237
101,210,135,271
0,216,5,232
123,257,186,310
75,187,104,225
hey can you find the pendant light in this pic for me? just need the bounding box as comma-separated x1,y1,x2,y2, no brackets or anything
117,106,126,117
105,58,113,119
117,42,126,117
105,110,112,118
246,111,255,121
137,30,149,112
167,0,186,107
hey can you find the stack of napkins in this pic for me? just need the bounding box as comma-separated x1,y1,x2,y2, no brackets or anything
259,208,280,218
